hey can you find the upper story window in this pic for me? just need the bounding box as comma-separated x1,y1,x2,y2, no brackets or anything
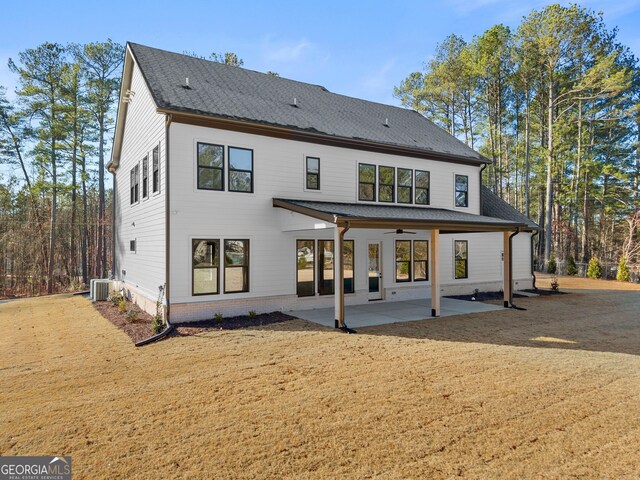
358,163,376,201
228,147,253,193
398,168,412,204
378,166,395,203
306,156,320,190
142,156,149,199
415,170,430,205
197,142,224,191
130,164,139,205
455,174,468,207
152,145,160,193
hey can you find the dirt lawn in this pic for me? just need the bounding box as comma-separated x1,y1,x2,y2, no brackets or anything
1,277,640,479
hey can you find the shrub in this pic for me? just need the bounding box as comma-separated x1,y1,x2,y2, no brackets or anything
109,291,124,306
248,310,257,319
117,299,128,313
587,257,602,279
214,313,224,323
617,256,630,282
566,256,577,276
151,314,164,334
546,255,557,274
125,308,140,322
550,276,559,292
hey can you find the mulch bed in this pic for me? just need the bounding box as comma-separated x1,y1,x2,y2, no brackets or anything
521,288,568,296
446,291,527,302
93,299,296,343
92,300,156,344
172,312,296,336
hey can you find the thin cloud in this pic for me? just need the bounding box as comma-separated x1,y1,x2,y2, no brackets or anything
262,38,311,63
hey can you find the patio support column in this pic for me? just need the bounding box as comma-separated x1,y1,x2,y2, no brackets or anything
503,231,512,308
430,229,440,317
334,223,349,328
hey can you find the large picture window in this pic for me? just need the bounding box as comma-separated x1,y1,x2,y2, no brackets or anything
318,240,334,295
358,163,376,201
152,145,160,193
454,240,468,279
306,156,320,190
130,164,139,205
455,174,468,207
415,170,430,205
296,240,315,296
378,166,395,203
142,156,149,199
192,239,220,295
398,168,413,204
413,240,428,281
395,240,411,282
229,147,253,193
224,240,249,293
197,142,224,190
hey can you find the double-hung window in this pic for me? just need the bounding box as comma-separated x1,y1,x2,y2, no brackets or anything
415,170,430,205
142,156,149,199
306,157,320,190
454,240,468,279
192,239,220,295
395,240,411,282
396,240,429,282
224,240,249,293
358,163,376,201
455,174,469,207
130,164,139,205
228,147,253,193
378,166,395,203
398,168,413,204
413,240,428,281
152,145,159,193
197,143,224,190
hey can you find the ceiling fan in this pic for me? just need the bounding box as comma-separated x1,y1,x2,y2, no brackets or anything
384,229,416,235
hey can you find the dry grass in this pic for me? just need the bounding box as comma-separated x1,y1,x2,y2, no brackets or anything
1,278,640,479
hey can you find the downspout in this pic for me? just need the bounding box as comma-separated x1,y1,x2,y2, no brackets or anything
531,230,539,289
111,174,116,280
135,113,174,347
337,221,355,333
508,228,526,310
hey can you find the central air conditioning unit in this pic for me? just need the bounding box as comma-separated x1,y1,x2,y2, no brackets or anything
90,279,111,301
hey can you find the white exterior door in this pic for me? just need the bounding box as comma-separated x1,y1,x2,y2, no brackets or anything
368,242,383,300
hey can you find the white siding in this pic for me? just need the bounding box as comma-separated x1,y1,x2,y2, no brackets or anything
113,61,166,301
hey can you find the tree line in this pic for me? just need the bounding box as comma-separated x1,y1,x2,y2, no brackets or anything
395,4,639,273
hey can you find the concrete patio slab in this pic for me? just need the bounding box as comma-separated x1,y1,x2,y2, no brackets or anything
289,297,504,329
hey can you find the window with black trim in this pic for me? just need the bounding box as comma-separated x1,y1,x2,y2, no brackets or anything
296,240,315,296
306,156,320,190
395,240,411,282
224,239,249,293
197,142,224,190
318,240,334,295
415,170,430,205
454,240,468,279
229,147,253,193
192,239,219,295
152,145,160,193
142,156,149,198
358,163,376,201
343,240,354,294
130,164,139,205
378,166,395,202
455,174,468,207
413,240,428,281
398,168,413,204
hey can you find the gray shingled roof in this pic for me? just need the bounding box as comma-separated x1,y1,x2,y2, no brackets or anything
128,43,485,164
481,186,539,230
274,198,528,231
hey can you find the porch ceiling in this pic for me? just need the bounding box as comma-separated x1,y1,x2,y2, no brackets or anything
273,198,527,233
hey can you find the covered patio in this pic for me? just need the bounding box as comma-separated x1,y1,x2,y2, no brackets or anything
274,197,536,333
290,297,503,329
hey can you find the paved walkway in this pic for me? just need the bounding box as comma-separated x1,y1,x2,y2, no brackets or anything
290,298,504,328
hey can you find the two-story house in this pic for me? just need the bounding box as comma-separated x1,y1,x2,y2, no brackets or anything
109,43,538,329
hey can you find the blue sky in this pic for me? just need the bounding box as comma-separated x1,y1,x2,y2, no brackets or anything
1,0,639,107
